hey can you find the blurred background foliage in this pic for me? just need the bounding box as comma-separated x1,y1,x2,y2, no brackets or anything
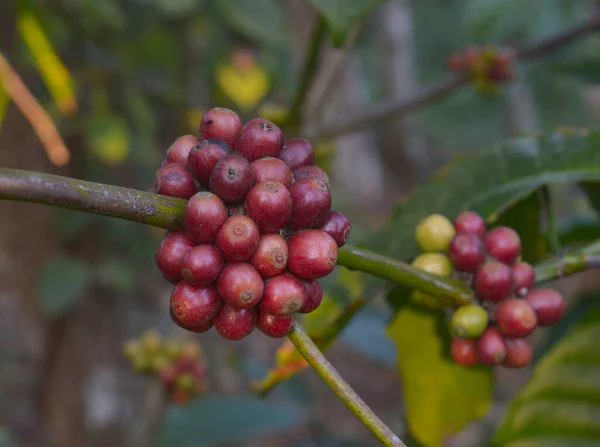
2,0,600,446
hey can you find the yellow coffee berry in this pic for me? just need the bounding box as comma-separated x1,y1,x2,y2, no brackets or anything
415,214,456,252
412,253,453,277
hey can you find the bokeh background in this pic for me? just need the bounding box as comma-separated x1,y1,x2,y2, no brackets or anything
1,1,600,446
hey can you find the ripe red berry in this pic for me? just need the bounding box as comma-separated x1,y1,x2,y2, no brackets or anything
289,178,331,229
251,157,292,186
184,192,228,244
257,311,294,338
279,138,315,170
170,307,214,333
250,234,288,277
217,263,264,309
485,226,521,264
200,107,243,147
245,181,292,233
261,274,307,316
524,289,565,326
214,305,258,340
495,298,538,337
475,261,513,302
215,215,260,262
170,282,223,329
448,232,485,272
512,262,535,296
209,155,255,204
188,139,230,186
155,232,195,283
454,211,486,236
166,135,199,164
451,338,479,366
502,338,533,368
298,279,323,313
292,165,330,188
476,326,506,365
235,118,284,161
181,245,224,286
288,230,338,279
319,211,352,247
155,162,197,199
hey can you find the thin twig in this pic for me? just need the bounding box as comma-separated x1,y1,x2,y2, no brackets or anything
288,322,405,447
534,240,600,283
0,52,70,166
287,18,326,128
307,15,600,141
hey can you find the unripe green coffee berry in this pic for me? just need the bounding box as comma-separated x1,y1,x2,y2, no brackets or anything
122,339,141,360
415,214,456,252
174,372,197,393
140,330,162,356
162,339,183,361
131,352,152,373
449,304,489,338
412,253,453,277
150,354,171,373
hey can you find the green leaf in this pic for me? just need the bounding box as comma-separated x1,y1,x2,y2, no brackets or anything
35,255,91,317
492,307,600,447
387,288,493,447
306,0,385,45
215,0,289,48
492,190,546,263
156,395,305,447
372,129,600,262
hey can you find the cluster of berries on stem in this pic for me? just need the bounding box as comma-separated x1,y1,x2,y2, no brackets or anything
122,331,208,404
413,211,565,369
154,107,351,340
447,46,515,94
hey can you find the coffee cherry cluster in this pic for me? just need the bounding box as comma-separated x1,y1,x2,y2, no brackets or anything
154,107,351,340
447,46,514,94
122,331,208,404
413,211,565,369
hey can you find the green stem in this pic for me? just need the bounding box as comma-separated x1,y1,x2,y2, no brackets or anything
288,322,405,447
339,245,473,305
287,18,326,128
534,240,600,283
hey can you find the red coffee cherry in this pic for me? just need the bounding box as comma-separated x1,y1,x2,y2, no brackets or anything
261,274,307,316
448,232,485,272
209,155,255,204
184,192,228,244
454,210,486,236
217,263,264,309
245,181,292,233
155,162,197,199
250,234,288,277
170,307,214,333
279,138,315,170
199,107,243,147
288,230,338,279
155,232,195,283
502,338,533,368
166,135,199,164
476,326,506,365
289,178,331,229
495,298,538,338
235,118,284,161
215,215,260,262
251,157,292,186
524,288,565,326
187,139,230,186
298,279,323,313
181,245,224,286
257,311,294,338
214,305,258,340
319,211,352,247
475,261,513,302
451,338,479,366
292,165,330,188
170,282,223,329
512,262,535,296
485,226,522,264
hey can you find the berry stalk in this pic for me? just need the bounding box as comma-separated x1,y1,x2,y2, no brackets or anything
288,322,405,447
